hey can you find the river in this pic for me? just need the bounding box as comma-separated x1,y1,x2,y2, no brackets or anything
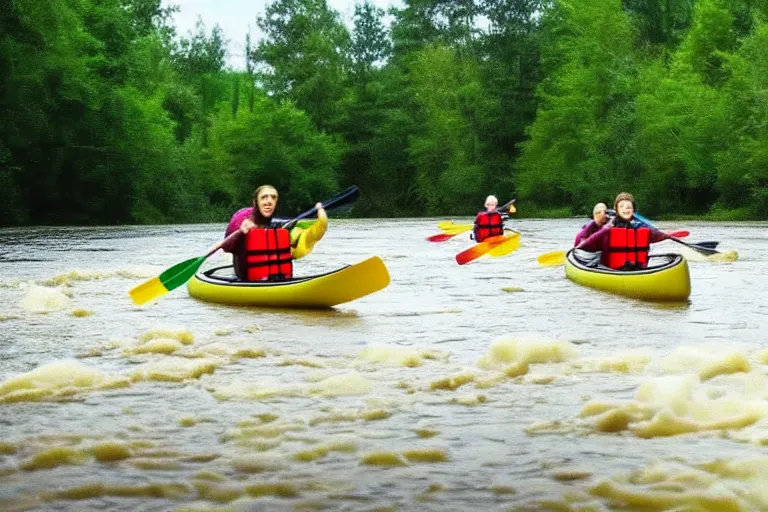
0,218,765,511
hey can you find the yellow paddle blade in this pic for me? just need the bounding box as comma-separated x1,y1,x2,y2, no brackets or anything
537,251,567,267
438,222,473,233
507,204,517,214
443,225,473,235
684,249,739,263
455,234,512,265
129,276,169,306
488,234,520,257
705,250,739,262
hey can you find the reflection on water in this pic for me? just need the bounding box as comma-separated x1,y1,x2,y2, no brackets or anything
0,219,765,511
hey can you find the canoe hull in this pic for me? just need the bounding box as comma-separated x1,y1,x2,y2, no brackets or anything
187,256,390,308
564,250,691,301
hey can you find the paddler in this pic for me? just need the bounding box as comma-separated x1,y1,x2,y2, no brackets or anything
221,185,327,281
472,195,506,242
574,202,610,246
577,192,669,270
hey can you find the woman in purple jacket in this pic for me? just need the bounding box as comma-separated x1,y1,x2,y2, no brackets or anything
221,185,327,280
574,202,609,247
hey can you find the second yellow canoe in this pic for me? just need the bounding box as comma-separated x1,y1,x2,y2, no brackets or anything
564,250,691,301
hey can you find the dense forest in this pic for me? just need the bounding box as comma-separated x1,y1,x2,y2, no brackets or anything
2,0,767,225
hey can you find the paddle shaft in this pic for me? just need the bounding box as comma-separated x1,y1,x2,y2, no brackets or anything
632,212,720,256
281,186,359,230
498,198,516,214
215,186,361,252
456,233,519,265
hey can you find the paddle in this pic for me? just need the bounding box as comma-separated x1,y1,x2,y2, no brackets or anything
426,224,473,242
606,209,719,249
426,232,464,242
456,233,520,265
537,251,568,267
438,223,474,234
632,212,721,256
536,230,692,268
488,231,521,257
438,221,467,231
129,186,361,306
431,199,517,242
498,198,517,216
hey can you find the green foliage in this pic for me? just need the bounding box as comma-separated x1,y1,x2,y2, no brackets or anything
715,20,768,215
172,18,227,78
206,93,340,214
2,0,768,225
622,0,695,49
516,0,639,215
351,2,391,80
516,0,768,219
255,0,350,129
332,68,419,216
408,44,502,214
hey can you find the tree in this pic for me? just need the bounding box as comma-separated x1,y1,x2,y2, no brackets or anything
409,44,501,214
172,18,228,77
254,0,350,129
715,20,768,215
350,2,392,80
206,93,340,212
515,0,639,214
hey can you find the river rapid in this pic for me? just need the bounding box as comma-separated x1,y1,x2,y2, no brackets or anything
0,218,765,511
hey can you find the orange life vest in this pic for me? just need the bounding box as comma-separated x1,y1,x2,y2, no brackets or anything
244,228,293,281
474,211,504,242
606,227,650,270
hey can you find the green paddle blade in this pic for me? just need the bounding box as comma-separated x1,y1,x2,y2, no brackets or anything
161,256,207,291
129,256,206,306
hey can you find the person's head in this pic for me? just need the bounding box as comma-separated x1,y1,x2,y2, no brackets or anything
592,202,608,226
613,192,636,221
252,185,278,223
484,195,498,212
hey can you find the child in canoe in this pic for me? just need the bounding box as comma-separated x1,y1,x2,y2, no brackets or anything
576,193,669,270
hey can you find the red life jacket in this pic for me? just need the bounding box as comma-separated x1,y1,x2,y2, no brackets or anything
606,227,650,270
244,228,293,281
473,211,504,242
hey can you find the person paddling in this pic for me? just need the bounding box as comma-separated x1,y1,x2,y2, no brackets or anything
221,185,327,281
473,195,506,243
574,202,610,246
577,193,669,270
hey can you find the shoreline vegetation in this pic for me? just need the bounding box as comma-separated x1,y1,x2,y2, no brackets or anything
3,0,768,227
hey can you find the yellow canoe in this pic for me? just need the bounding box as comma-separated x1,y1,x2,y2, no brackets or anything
564,250,691,301
187,256,390,308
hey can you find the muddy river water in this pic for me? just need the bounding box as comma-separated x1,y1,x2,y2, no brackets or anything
0,218,765,511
